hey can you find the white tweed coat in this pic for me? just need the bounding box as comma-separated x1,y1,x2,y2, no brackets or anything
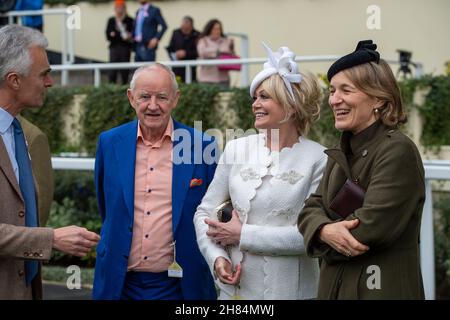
194,134,327,299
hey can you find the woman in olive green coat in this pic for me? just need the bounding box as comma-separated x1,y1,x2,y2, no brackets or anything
298,40,425,299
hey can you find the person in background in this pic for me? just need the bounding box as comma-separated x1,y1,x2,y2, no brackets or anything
14,0,44,32
106,0,134,84
166,16,200,83
133,0,167,62
197,19,234,88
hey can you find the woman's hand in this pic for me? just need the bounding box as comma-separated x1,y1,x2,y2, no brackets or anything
205,210,242,246
319,219,370,257
214,257,241,285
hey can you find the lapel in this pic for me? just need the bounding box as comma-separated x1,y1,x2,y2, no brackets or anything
112,120,138,220
171,120,195,235
0,137,23,201
325,148,352,180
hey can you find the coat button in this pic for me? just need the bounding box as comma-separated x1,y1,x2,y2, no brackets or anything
18,211,25,218
18,270,25,277
362,149,368,157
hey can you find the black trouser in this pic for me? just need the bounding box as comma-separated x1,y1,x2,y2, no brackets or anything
109,44,132,85
173,66,197,83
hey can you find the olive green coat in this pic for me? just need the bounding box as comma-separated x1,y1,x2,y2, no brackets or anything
298,121,425,299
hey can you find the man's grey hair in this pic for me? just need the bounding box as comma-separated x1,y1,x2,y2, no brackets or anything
0,25,48,85
129,63,179,94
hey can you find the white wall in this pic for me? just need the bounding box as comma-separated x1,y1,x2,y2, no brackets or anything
43,0,450,83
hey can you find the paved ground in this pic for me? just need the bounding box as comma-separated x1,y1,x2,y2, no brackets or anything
43,283,92,300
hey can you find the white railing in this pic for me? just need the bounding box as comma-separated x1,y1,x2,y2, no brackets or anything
1,8,76,84
49,56,424,88
1,9,424,87
51,156,449,300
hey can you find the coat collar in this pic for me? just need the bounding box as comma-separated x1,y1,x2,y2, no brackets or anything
344,120,386,156
325,120,387,180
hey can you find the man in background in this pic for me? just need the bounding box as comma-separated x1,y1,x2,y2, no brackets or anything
133,0,167,62
166,16,200,82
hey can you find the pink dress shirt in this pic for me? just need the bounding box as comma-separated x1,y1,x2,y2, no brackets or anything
127,118,175,272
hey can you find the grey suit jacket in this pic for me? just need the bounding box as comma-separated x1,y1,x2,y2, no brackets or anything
0,135,54,300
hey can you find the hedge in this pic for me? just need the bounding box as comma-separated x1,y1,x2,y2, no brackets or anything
32,79,450,298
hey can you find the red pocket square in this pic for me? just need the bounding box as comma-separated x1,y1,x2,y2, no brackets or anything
190,178,203,188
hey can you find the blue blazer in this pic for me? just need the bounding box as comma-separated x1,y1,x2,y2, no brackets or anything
134,4,168,44
92,119,217,300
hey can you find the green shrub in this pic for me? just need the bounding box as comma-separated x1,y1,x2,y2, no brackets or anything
47,170,100,268
21,87,74,153
173,83,224,130
82,84,134,154
434,191,450,299
36,79,450,299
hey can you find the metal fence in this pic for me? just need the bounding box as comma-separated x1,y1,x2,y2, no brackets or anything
51,157,450,300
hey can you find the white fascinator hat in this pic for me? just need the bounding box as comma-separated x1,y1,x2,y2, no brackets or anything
249,43,302,102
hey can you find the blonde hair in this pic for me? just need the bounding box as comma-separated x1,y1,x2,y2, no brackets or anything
342,59,407,127
260,72,323,135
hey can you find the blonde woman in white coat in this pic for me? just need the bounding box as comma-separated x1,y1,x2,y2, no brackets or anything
194,45,327,300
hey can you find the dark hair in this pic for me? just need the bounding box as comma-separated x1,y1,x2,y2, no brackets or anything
200,19,224,38
183,16,194,25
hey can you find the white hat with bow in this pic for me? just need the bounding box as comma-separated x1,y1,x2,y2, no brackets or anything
250,43,302,102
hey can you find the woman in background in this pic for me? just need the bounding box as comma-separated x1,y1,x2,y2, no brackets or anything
196,19,234,88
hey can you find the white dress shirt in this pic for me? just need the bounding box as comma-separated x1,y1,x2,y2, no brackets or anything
0,107,19,182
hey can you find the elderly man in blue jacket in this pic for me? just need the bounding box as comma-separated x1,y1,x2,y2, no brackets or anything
93,63,218,300
133,0,168,61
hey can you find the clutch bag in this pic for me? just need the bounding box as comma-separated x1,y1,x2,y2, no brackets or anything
329,179,365,219
216,200,233,223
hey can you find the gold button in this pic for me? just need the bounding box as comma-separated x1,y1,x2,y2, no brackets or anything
18,211,25,218
18,270,24,277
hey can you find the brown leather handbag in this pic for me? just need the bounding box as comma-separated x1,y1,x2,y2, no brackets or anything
329,178,365,218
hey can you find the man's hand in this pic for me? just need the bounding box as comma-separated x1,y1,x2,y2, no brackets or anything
53,226,100,257
148,38,159,49
319,219,369,257
205,210,242,246
214,257,241,285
